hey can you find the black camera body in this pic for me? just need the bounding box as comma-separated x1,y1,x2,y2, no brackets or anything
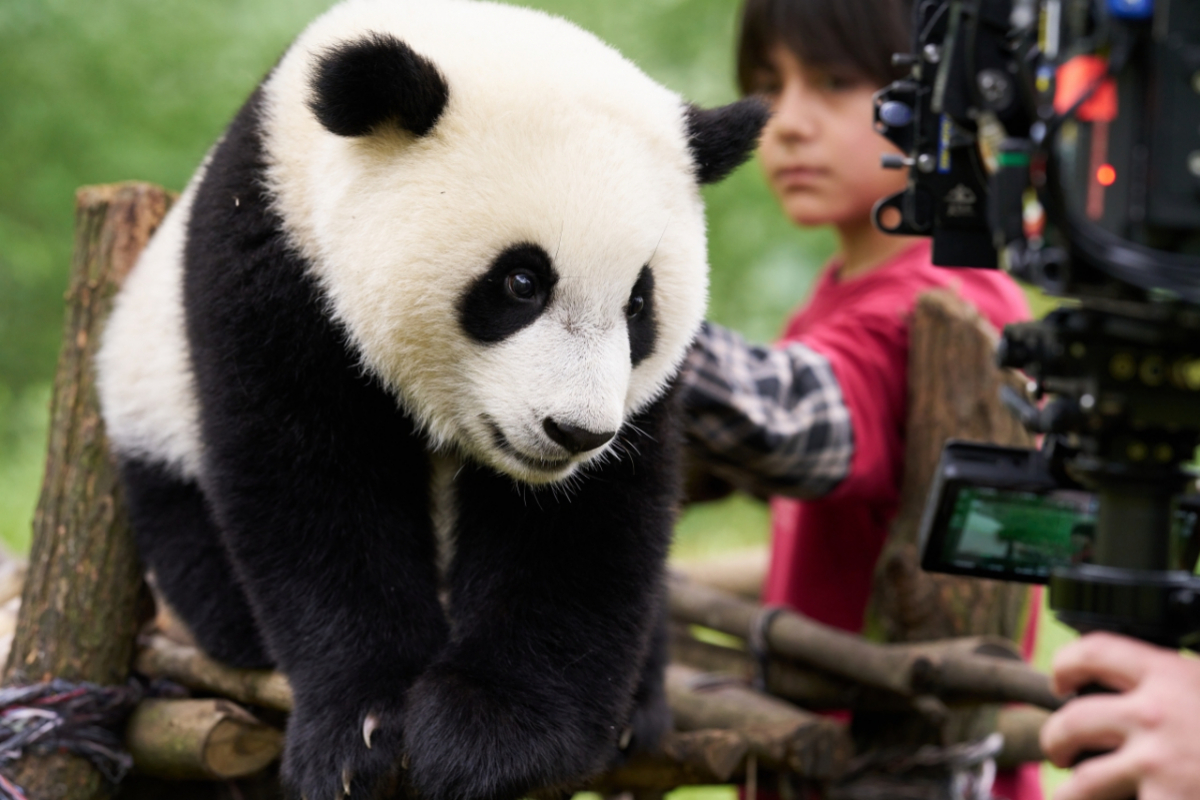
875,0,1200,647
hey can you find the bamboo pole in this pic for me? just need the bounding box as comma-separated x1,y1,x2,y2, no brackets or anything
135,636,292,713
4,183,172,800
124,700,282,781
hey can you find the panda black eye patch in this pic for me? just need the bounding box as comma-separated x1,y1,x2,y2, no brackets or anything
459,243,559,343
627,265,657,367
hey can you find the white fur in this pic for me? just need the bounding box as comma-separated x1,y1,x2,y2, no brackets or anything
100,0,710,487
97,174,207,480
263,0,708,483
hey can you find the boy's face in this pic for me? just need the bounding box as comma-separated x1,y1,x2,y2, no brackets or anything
754,44,908,229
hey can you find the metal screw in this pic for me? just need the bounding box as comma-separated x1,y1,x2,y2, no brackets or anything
923,44,942,64
1110,353,1137,381
917,153,937,173
1140,355,1165,386
977,70,1012,108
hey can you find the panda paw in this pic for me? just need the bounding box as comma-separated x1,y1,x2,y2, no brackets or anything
403,664,595,800
282,695,409,800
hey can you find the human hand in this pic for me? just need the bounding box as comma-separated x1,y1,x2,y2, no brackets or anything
1040,631,1200,800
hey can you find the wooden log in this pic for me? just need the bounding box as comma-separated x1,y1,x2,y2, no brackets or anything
125,699,282,781
4,183,171,800
862,289,1039,750
996,707,1049,768
666,664,850,779
668,575,1059,710
593,730,751,790
869,289,1036,645
136,636,292,713
669,625,906,712
672,548,767,600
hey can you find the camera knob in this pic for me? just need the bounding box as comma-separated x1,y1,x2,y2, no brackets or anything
881,154,914,170
879,101,914,127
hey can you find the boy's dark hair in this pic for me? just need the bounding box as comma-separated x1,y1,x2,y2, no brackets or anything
736,0,914,95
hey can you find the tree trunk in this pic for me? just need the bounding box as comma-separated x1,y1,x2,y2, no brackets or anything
3,183,171,799
861,289,1037,749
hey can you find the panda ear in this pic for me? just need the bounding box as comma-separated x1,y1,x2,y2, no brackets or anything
685,97,771,184
309,33,449,138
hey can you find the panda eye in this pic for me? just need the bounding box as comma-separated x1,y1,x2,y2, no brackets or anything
505,271,537,300
627,295,645,319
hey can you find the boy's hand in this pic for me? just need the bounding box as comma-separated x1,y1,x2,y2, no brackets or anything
1040,632,1200,800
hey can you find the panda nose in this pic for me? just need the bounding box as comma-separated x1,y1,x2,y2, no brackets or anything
542,418,615,454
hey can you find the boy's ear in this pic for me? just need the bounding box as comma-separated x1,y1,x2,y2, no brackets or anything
685,97,771,184
309,32,449,138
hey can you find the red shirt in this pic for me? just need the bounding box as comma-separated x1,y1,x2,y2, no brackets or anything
764,239,1031,629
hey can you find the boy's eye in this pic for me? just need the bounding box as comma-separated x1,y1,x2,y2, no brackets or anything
818,72,860,93
750,69,782,97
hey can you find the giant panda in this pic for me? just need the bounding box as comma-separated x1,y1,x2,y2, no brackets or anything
96,1,767,798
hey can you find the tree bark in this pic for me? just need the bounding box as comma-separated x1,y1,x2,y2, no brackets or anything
3,183,171,799
862,289,1038,749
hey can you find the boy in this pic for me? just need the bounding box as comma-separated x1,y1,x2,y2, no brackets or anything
679,1,1039,797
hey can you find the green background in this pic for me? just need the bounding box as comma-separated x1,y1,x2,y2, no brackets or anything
0,0,1071,794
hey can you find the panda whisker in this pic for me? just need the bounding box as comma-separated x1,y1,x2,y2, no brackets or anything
647,214,671,267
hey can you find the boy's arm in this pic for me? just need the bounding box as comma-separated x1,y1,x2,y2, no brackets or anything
680,321,853,500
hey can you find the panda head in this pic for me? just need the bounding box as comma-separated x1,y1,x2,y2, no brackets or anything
262,0,768,485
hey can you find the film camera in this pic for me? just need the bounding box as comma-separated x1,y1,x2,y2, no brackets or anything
873,0,1200,648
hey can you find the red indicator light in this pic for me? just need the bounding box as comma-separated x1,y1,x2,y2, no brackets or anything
1097,164,1117,186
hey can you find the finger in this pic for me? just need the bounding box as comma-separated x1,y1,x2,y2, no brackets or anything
1053,747,1142,800
1051,632,1167,696
1040,693,1137,767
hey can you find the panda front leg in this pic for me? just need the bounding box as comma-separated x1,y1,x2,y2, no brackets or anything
402,394,680,800
195,389,447,800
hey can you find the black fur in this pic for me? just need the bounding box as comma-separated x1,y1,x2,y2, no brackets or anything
309,32,449,137
459,243,559,344
184,87,447,799
685,97,772,184
127,85,678,800
120,458,271,669
404,392,679,800
627,265,657,367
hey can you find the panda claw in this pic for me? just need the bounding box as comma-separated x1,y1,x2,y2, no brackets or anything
618,725,634,750
342,767,352,797
362,713,379,749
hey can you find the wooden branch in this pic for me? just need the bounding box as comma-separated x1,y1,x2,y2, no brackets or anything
125,699,282,781
4,183,172,800
136,636,292,712
666,664,850,779
592,730,751,790
670,625,907,712
668,575,1060,711
996,707,1048,768
672,548,767,600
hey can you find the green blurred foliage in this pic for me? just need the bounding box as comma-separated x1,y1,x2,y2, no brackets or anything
0,0,838,553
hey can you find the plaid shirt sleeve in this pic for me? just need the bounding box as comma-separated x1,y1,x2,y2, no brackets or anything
678,321,854,499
